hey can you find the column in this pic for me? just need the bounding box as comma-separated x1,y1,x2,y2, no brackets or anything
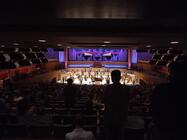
128,49,132,69
64,47,68,69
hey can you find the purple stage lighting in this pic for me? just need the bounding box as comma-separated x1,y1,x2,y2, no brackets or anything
68,48,128,61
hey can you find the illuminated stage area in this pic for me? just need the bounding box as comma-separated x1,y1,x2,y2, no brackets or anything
66,48,129,69
57,68,139,86
68,48,127,61
57,47,139,85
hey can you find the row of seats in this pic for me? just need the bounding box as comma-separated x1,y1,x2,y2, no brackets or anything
45,103,87,109
0,123,145,140
0,123,97,139
44,107,97,114
0,113,98,125
52,114,97,125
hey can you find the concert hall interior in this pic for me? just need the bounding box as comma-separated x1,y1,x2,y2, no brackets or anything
0,1,187,140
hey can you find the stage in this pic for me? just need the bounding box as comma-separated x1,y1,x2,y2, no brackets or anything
57,47,138,85
57,68,139,86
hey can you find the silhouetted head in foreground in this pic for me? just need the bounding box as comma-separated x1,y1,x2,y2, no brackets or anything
111,70,121,83
67,78,73,85
169,60,187,83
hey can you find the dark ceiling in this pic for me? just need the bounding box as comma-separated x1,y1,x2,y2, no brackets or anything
0,0,187,49
0,0,186,19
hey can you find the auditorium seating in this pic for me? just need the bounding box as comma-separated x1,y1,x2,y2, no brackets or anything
6,123,28,138
0,83,153,140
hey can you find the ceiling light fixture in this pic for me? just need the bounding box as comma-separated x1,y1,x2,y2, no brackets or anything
57,44,62,47
146,45,152,48
101,44,107,47
104,41,111,43
1,45,5,47
38,39,46,43
13,43,19,46
170,41,179,44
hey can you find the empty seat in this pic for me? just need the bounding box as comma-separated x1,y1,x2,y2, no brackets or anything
149,59,157,65
84,108,97,115
6,123,28,138
162,54,176,61
44,107,54,114
63,115,75,125
157,50,167,54
99,115,104,125
76,100,87,104
54,108,67,115
53,124,73,139
29,124,52,138
84,115,97,125
56,100,65,104
70,108,83,114
99,109,104,116
0,53,5,62
48,103,61,108
52,115,64,124
8,113,18,124
152,54,162,60
125,116,144,140
0,123,5,137
156,60,168,66
98,125,105,139
0,113,9,125
73,103,85,108
83,125,97,136
168,49,183,54
125,128,144,140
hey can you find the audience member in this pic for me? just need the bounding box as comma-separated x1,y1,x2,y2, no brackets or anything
64,78,77,109
0,97,9,125
65,114,95,140
13,90,23,102
102,70,130,140
17,98,29,115
0,97,9,114
30,103,52,125
151,60,187,140
85,94,94,113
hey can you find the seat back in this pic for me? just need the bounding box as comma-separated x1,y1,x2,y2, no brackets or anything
6,123,29,138
29,124,51,138
53,124,73,139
